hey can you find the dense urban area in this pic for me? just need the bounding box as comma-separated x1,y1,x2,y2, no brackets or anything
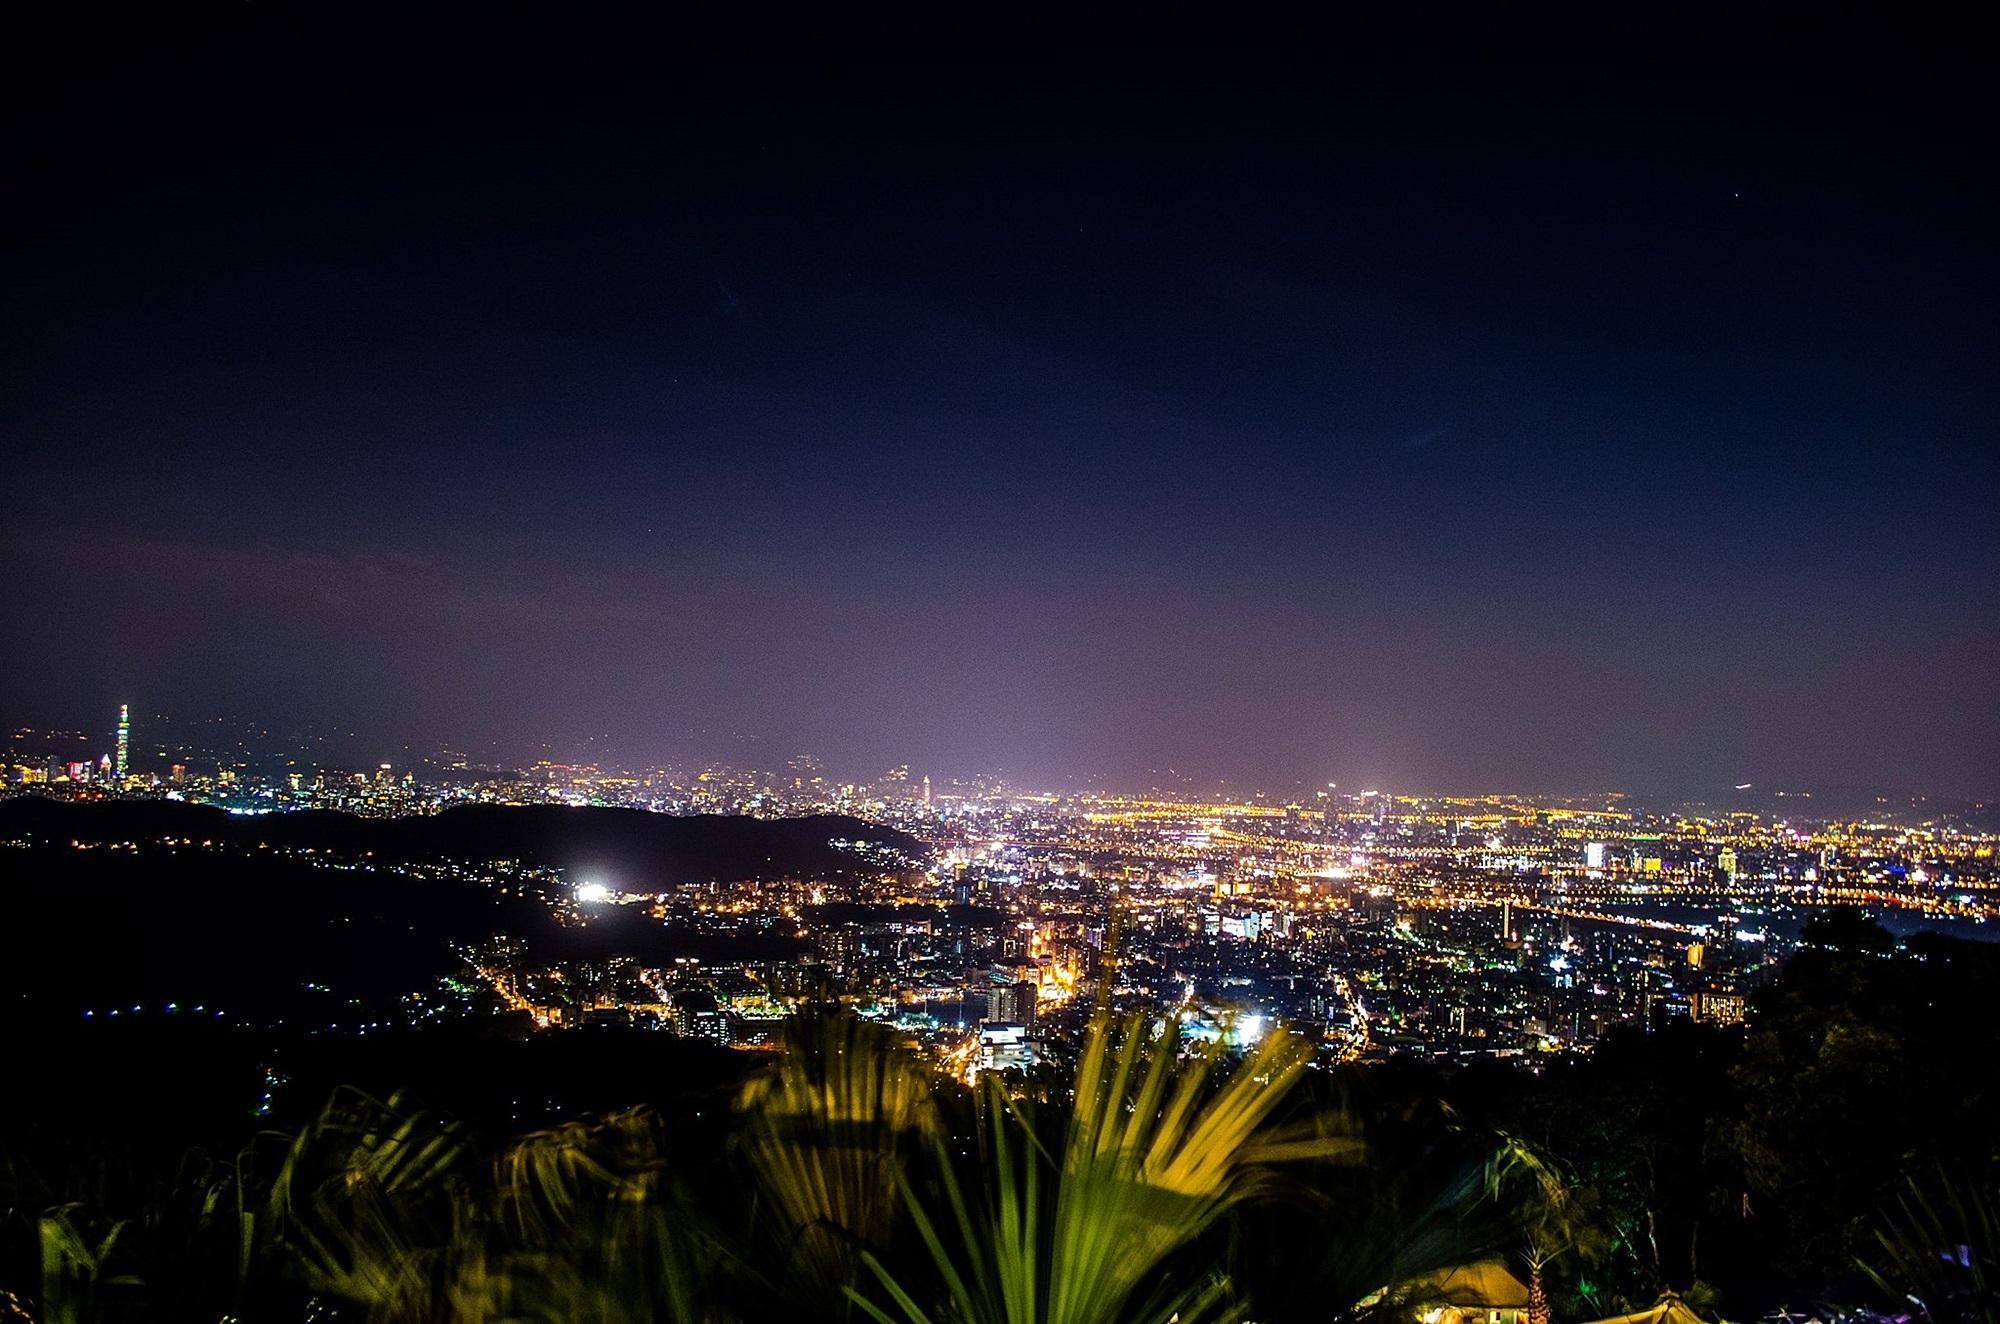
4,709,1997,1324
7,709,1997,1072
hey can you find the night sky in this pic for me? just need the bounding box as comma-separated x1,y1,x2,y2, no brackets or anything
3,10,1994,796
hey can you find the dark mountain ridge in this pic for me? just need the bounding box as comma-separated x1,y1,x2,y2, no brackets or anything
0,797,923,883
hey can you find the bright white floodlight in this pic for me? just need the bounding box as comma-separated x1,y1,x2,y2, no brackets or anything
575,881,612,904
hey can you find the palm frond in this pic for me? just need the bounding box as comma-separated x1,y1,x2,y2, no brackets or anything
37,1205,144,1324
264,1087,470,1320
1859,1168,1999,1324
474,1107,713,1323
736,1007,944,1307
856,1013,1329,1324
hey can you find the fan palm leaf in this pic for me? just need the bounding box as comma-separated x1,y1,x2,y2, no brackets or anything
855,1013,1329,1324
736,1008,943,1309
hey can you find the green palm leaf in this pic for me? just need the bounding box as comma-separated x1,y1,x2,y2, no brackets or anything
856,1013,1331,1324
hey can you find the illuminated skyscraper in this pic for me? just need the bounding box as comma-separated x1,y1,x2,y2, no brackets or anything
114,704,130,780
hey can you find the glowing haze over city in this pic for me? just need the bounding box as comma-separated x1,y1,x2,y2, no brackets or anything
3,12,1994,802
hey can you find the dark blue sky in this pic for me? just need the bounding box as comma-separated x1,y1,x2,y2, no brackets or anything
3,10,1994,795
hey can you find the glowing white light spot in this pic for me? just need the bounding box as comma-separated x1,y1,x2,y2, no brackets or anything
575,882,612,904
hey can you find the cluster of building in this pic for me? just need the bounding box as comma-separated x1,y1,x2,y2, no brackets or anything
9,708,1997,1076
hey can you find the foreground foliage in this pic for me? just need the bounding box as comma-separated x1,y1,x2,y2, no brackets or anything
3,1013,1480,1323
5,926,1998,1323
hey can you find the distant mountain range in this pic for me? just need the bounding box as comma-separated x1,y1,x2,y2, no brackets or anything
0,798,924,884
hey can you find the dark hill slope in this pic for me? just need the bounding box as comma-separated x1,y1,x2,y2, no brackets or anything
0,798,922,882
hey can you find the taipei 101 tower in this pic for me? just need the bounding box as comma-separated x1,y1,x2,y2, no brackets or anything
115,704,129,780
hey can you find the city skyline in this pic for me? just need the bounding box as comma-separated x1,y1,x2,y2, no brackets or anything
10,701,1996,831
5,699,1998,807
